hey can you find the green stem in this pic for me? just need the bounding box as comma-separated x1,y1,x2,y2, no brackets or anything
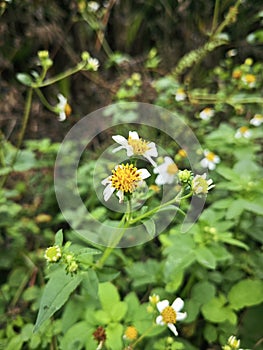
211,0,220,34
131,324,157,348
129,191,192,225
35,88,57,112
0,87,33,188
32,63,85,88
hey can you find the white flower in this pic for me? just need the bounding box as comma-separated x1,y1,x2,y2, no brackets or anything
112,131,158,166
200,150,220,170
175,88,187,102
250,114,263,127
56,93,71,122
101,163,151,203
235,126,251,139
156,298,187,336
192,173,215,195
87,57,100,71
199,107,215,121
87,1,100,12
153,156,178,185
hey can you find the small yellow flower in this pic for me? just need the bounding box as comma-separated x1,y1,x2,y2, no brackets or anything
35,214,52,223
102,163,151,203
156,298,187,336
56,94,72,122
232,69,242,79
250,114,263,127
124,326,138,341
235,126,251,139
175,88,187,102
44,245,62,263
242,74,256,87
199,107,215,121
200,150,220,170
149,184,161,193
192,174,215,195
244,58,253,66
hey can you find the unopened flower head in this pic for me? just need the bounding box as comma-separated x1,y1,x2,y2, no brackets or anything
192,173,215,195
199,107,215,121
250,114,263,127
235,126,251,139
222,335,241,350
88,1,100,12
149,293,160,305
175,88,187,102
177,149,187,158
153,156,178,185
178,169,193,184
87,57,100,71
112,131,158,166
44,245,62,262
102,163,151,203
200,150,220,170
123,326,138,341
56,94,71,122
156,297,187,336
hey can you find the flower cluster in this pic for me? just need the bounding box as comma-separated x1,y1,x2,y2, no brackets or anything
44,244,79,274
222,335,245,350
102,130,215,204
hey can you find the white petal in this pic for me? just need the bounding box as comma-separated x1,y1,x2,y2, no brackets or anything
200,158,208,168
58,112,66,122
103,184,115,201
129,131,139,140
146,142,158,157
214,155,220,163
157,300,169,313
144,155,157,167
126,145,134,156
140,168,151,180
101,176,111,185
167,323,178,336
171,297,184,312
57,93,67,104
112,145,125,153
208,162,216,170
164,156,174,164
176,312,187,321
156,315,165,326
116,190,124,203
112,135,128,146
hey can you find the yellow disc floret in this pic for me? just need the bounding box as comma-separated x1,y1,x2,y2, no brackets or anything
124,326,138,340
161,306,176,324
110,164,142,193
205,151,216,162
167,163,178,175
128,137,150,155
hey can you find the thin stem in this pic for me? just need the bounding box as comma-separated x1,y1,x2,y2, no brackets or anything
32,63,85,88
129,191,192,225
35,88,58,112
0,87,33,188
211,0,221,34
131,325,157,348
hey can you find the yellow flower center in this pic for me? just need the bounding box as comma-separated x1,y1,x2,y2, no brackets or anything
167,163,178,175
232,69,242,79
110,164,142,193
161,306,176,324
124,326,138,340
178,149,187,158
245,74,256,84
239,126,248,134
206,152,216,162
65,103,72,117
128,137,150,155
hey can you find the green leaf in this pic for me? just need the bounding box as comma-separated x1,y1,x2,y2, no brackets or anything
195,246,216,269
16,73,33,86
13,150,36,171
95,309,111,324
82,269,98,299
55,229,63,246
106,323,123,350
34,268,82,332
226,199,246,220
109,301,128,321
201,296,236,324
60,322,92,350
141,218,155,238
6,335,23,350
228,279,263,310
204,324,217,343
98,282,120,314
192,281,216,305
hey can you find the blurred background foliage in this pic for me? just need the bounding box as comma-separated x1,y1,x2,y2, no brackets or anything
0,0,263,349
